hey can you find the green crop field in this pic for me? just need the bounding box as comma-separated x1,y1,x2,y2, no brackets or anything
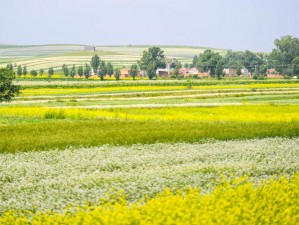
0,78,298,224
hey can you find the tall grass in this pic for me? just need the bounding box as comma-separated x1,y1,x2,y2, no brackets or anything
1,120,299,153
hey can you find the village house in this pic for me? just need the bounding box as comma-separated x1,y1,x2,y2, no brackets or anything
266,69,283,78
223,68,237,77
156,68,170,77
179,68,190,77
120,68,141,79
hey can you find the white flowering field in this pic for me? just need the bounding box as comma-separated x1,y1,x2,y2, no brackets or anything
1,137,298,213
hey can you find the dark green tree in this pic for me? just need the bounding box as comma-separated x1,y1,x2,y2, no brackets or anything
6,64,13,71
48,67,54,79
192,55,198,68
215,60,224,79
107,62,114,77
270,35,299,75
77,66,83,77
292,57,299,75
22,65,27,78
99,60,107,81
90,54,100,75
62,65,69,77
138,47,166,79
30,70,37,76
0,68,20,102
130,64,138,80
115,68,121,80
83,64,91,79
196,50,222,77
173,63,182,77
70,65,76,78
39,68,44,76
17,65,22,77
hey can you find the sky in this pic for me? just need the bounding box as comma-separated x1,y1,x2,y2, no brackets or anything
1,0,299,52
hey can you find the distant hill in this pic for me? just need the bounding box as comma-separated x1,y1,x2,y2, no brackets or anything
0,44,228,70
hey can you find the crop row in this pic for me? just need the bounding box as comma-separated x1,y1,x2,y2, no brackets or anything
0,137,298,213
1,172,298,224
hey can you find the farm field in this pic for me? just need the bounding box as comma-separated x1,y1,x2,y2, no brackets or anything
0,44,227,71
0,79,299,224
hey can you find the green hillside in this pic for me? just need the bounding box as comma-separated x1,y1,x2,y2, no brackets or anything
0,44,228,70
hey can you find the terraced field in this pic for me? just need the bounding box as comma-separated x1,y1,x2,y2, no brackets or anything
0,79,298,224
0,44,226,71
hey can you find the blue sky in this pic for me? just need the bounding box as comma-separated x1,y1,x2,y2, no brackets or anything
1,0,298,51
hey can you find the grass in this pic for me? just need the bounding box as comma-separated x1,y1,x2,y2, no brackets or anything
1,119,299,154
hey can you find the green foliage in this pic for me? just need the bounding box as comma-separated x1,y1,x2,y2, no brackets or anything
39,68,44,76
30,70,37,76
138,47,166,79
83,64,91,79
115,67,121,80
77,66,83,77
270,35,299,75
17,65,22,77
107,62,114,77
99,60,107,81
90,54,100,75
215,60,224,79
130,64,138,80
70,65,76,78
6,63,13,71
48,67,54,79
62,64,69,77
196,50,222,77
22,65,27,77
292,57,299,75
0,68,20,102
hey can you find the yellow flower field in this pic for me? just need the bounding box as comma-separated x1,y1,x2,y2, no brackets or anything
1,173,298,225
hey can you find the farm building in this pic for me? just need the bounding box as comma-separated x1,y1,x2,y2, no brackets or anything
84,45,96,51
120,68,130,78
179,68,190,77
156,69,170,77
120,68,141,78
223,68,237,77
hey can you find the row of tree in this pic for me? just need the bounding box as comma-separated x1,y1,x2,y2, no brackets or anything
6,35,299,80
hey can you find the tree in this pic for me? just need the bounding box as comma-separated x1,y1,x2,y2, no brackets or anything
192,55,198,68
0,68,20,102
130,64,138,80
17,65,22,77
90,54,100,75
107,62,114,77
270,35,299,75
196,50,222,77
70,65,76,79
138,47,166,79
30,70,37,76
62,65,69,77
292,57,299,75
39,68,44,76
215,60,224,79
83,64,91,79
173,63,182,77
99,60,107,81
6,64,13,71
48,67,54,79
115,68,121,80
77,66,83,77
22,65,27,78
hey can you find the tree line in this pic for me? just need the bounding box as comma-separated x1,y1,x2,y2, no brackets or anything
5,35,299,80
